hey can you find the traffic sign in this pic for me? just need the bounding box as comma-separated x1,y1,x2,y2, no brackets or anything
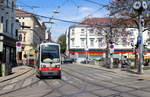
109,44,114,49
16,42,22,47
16,47,22,52
109,44,114,54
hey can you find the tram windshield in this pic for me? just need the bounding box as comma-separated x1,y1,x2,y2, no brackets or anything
41,45,60,63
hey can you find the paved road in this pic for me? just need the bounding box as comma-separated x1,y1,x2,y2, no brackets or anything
1,64,150,97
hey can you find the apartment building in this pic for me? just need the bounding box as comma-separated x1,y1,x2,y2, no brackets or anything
16,9,46,65
0,0,20,75
66,18,150,63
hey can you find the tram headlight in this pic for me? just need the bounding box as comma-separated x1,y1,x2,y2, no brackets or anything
55,65,60,68
42,65,46,67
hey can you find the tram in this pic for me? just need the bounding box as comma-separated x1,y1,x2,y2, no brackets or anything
36,42,61,79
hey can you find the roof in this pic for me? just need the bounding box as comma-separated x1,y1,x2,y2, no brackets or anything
16,9,46,30
80,17,135,27
81,17,150,28
16,9,32,16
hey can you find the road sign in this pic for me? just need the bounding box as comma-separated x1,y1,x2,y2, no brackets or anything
109,44,114,49
16,42,22,47
110,49,114,54
16,47,22,52
109,44,114,54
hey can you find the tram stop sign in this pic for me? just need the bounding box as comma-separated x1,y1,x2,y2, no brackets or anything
109,44,114,54
16,42,22,47
16,42,22,52
109,44,114,49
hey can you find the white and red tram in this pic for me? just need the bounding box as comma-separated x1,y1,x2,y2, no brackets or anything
36,42,61,79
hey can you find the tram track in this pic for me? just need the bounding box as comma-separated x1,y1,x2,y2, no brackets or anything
63,66,147,97
0,70,41,96
0,68,33,83
0,69,35,90
39,79,64,97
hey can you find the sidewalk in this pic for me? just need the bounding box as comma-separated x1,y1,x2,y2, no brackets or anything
76,63,150,79
0,66,32,82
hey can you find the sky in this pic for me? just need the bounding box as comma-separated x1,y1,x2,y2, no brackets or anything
16,0,109,41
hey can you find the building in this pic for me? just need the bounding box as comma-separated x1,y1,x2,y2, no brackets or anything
66,18,150,63
16,9,46,65
0,0,20,75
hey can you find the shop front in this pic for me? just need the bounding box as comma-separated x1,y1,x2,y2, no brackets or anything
0,34,17,75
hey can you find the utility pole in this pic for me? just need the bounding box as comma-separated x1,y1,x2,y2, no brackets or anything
133,0,148,74
85,26,88,64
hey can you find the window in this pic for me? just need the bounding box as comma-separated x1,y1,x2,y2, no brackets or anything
89,29,94,35
12,1,14,11
22,22,25,29
16,29,18,37
81,38,85,47
6,19,8,32
19,34,22,41
11,23,14,35
90,38,94,47
122,38,127,46
148,31,150,35
71,29,75,36
97,38,101,47
81,29,84,33
7,0,9,7
1,16,3,23
22,22,25,26
71,38,75,46
97,32,101,36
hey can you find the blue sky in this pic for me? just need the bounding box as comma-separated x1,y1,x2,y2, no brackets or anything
16,0,109,41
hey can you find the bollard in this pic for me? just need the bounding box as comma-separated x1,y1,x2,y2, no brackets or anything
2,63,5,76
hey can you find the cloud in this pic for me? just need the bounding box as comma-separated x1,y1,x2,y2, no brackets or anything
80,7,93,12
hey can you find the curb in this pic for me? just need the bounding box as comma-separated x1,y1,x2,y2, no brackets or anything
0,67,33,83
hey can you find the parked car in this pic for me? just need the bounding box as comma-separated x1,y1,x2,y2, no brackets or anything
63,58,75,64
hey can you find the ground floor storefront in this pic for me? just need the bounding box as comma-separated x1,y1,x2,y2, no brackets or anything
16,45,37,66
0,34,17,76
69,49,150,63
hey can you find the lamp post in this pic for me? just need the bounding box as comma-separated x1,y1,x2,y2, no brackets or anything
133,0,148,74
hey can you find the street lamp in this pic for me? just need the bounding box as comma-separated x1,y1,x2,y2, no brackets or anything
133,0,148,74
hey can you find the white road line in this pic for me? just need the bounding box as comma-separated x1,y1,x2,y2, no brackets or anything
101,73,127,79
94,74,113,80
22,78,32,87
3,84,16,90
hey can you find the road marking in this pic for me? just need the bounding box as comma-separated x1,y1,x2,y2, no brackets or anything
94,74,113,80
3,84,16,90
22,78,32,87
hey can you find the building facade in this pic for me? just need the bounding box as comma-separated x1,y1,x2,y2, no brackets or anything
0,0,19,75
16,9,46,65
66,18,150,63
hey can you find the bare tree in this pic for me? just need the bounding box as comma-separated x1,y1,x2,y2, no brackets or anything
81,17,133,68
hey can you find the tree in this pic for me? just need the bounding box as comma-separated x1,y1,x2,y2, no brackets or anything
82,18,131,68
57,34,66,54
107,0,150,73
